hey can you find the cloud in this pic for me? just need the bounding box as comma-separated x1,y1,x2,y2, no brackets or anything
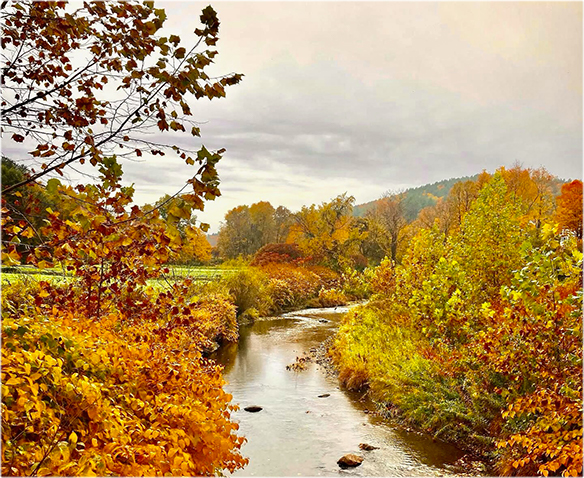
3,2,581,233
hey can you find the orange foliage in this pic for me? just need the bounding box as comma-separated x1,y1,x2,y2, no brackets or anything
555,180,583,239
250,243,304,266
2,287,246,476
260,263,322,309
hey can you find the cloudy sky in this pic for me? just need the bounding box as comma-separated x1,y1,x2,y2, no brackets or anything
7,1,583,232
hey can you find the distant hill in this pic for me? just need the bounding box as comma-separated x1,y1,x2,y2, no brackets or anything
354,175,479,221
354,172,568,222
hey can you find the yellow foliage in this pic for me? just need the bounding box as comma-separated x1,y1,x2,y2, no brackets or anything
317,288,348,308
1,283,247,476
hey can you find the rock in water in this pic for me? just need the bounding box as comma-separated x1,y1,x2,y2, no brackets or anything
318,393,330,398
359,443,379,451
337,454,364,468
244,406,263,413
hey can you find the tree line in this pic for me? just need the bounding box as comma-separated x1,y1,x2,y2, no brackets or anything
215,165,581,272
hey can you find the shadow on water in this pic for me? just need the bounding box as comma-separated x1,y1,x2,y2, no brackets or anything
210,306,467,476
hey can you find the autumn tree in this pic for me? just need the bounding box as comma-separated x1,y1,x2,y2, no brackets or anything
1,1,242,223
1,165,247,475
216,205,253,259
368,192,409,262
525,167,556,233
498,165,558,238
249,201,277,247
1,157,56,255
414,198,454,239
288,193,362,270
216,201,292,259
273,205,293,243
472,228,583,477
452,173,524,301
555,180,583,239
356,216,387,265
444,179,479,232
1,3,248,474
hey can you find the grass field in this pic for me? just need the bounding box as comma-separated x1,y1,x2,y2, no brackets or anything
1,264,237,287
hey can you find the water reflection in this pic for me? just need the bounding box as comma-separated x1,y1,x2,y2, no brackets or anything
211,307,466,476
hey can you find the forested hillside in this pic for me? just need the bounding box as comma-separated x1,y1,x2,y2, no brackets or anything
353,172,566,222
353,175,479,220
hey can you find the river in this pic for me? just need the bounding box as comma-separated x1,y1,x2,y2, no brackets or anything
211,305,467,476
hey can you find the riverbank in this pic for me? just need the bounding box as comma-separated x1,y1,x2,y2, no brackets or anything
306,318,492,477
329,301,500,466
211,305,470,476
193,263,369,352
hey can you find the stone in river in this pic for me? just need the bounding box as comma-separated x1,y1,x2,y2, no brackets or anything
244,406,263,413
359,443,379,451
318,393,330,398
337,454,364,468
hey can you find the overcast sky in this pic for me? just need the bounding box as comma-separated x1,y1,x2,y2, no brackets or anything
6,1,583,232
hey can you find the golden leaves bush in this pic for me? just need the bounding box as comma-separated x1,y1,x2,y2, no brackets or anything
1,283,247,477
317,288,348,308
260,263,321,309
2,161,246,476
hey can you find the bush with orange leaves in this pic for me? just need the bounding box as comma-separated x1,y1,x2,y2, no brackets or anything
250,243,305,266
260,262,322,309
1,281,247,477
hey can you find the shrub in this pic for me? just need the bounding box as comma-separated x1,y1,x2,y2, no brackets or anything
304,265,341,289
341,269,372,300
260,263,321,310
369,257,395,296
189,294,238,344
220,267,272,318
1,281,247,476
250,243,304,266
317,288,348,308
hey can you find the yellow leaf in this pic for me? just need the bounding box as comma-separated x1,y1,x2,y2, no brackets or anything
88,407,98,420
69,431,78,444
22,227,35,239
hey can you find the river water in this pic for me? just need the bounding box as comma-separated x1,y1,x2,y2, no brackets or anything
211,305,466,476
